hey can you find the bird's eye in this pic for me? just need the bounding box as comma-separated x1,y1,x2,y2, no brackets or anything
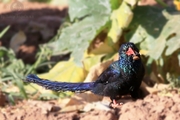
123,49,126,52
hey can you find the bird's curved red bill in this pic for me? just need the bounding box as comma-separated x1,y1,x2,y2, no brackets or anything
126,47,139,60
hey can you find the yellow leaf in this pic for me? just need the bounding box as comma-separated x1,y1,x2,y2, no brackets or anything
84,60,113,82
25,83,54,94
83,55,103,71
108,1,133,43
174,0,180,11
25,60,88,98
38,60,87,83
91,41,114,55
139,49,148,56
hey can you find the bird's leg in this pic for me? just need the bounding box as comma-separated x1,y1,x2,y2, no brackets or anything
109,97,123,108
130,89,140,99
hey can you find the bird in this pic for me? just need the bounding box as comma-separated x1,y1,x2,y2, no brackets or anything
25,42,145,108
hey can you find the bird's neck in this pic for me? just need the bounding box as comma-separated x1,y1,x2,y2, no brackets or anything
119,57,141,77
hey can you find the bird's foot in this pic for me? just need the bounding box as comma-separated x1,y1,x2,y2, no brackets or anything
109,99,123,108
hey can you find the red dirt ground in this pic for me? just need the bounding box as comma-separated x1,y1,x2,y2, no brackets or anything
0,93,180,120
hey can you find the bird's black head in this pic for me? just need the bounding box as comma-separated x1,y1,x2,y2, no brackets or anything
119,42,140,61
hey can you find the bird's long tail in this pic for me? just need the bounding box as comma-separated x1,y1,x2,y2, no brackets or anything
25,74,95,92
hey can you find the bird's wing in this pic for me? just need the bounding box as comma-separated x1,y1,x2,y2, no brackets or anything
95,60,120,84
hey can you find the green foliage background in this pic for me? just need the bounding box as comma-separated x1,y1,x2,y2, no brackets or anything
46,0,180,85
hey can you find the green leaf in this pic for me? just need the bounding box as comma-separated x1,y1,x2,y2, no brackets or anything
165,16,180,55
14,78,27,99
150,12,180,59
68,0,111,21
129,6,167,59
48,0,111,66
127,6,167,45
166,37,180,56
110,0,122,10
0,47,8,57
0,25,10,38
148,34,166,60
126,7,180,59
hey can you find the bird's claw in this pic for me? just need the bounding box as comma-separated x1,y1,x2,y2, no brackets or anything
109,99,123,108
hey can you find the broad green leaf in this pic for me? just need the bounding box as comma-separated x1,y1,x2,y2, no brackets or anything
48,0,111,66
126,7,180,59
108,1,133,43
165,15,180,56
38,60,87,83
166,37,180,56
148,34,166,60
127,6,180,59
149,13,180,59
127,6,167,44
69,0,110,21
127,25,147,44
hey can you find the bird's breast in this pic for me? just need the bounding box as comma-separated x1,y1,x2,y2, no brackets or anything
120,60,141,81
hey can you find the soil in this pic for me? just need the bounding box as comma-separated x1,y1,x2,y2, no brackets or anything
0,1,178,120
0,93,180,120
